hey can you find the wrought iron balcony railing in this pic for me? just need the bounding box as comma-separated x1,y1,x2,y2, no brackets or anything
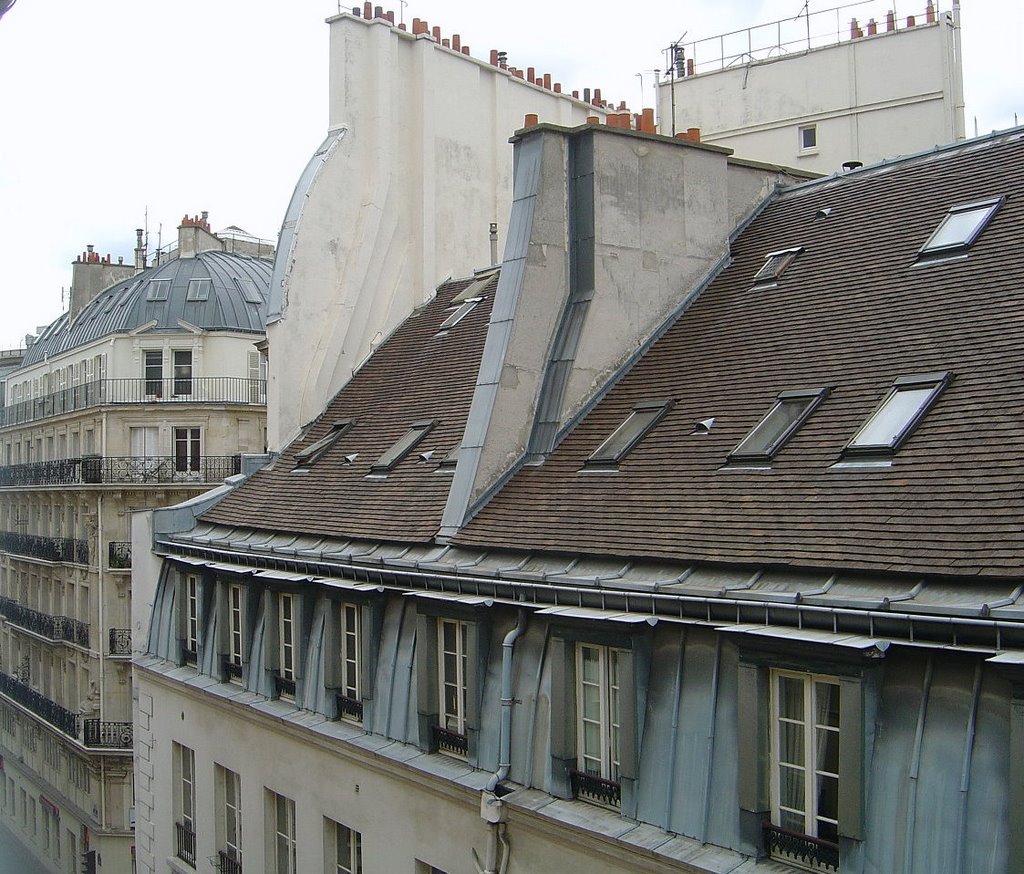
568,768,622,808
108,628,131,656
0,672,78,739
108,540,131,569
0,531,89,565
82,718,133,749
0,376,266,428
0,455,242,487
217,850,243,874
431,724,468,757
335,693,363,722
763,822,840,872
0,597,90,647
222,655,243,683
175,821,197,867
274,674,296,699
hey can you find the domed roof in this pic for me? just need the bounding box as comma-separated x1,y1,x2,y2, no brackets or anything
24,250,272,366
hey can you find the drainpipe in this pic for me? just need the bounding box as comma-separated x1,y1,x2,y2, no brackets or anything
475,609,528,874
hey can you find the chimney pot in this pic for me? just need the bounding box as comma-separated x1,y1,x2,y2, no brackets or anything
452,33,461,51
352,6,360,15
906,14,915,26
374,5,383,18
554,83,561,93
442,38,450,48
461,45,470,54
364,2,372,19
886,10,895,31
572,90,579,99
867,18,877,34
543,73,552,90
490,49,499,65
587,116,600,124
926,0,936,23
686,58,695,76
385,9,394,23
687,127,701,142
527,66,536,84
432,25,441,42
524,113,539,128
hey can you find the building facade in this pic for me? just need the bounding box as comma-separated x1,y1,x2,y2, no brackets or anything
658,0,966,174
0,217,272,874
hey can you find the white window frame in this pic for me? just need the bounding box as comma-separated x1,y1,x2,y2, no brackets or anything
769,669,841,845
438,618,468,736
798,124,817,152
185,574,199,656
174,426,202,474
270,790,297,874
172,349,193,397
279,593,295,682
575,643,623,783
228,583,244,681
327,818,362,874
339,603,361,704
216,764,242,865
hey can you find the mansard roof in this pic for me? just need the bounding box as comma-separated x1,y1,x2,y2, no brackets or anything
455,130,1024,578
23,250,272,365
201,272,498,541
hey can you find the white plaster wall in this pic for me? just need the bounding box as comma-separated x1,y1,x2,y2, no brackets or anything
267,14,603,451
659,20,964,173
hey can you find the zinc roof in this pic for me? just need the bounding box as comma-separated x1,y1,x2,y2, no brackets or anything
456,130,1024,578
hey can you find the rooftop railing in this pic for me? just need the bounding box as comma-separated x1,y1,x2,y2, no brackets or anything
0,454,241,487
0,376,265,428
0,531,89,566
0,596,90,647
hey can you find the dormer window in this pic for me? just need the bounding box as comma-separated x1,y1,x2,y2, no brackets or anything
584,400,673,469
843,373,950,458
292,420,354,471
369,420,434,475
186,278,211,302
729,388,829,465
918,197,1003,261
752,248,803,287
235,277,263,304
146,279,171,301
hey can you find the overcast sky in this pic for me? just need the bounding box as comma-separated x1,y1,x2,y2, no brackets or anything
0,0,1019,350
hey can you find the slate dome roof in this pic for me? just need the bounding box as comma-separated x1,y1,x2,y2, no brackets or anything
24,250,273,366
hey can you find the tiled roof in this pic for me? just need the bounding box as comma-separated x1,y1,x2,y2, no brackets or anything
202,274,497,541
456,132,1024,578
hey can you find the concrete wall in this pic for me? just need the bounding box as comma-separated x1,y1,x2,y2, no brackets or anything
266,13,604,451
660,18,965,173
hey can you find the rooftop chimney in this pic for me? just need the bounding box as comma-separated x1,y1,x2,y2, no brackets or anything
69,240,135,321
178,212,222,258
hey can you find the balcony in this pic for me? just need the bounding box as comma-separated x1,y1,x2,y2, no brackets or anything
274,674,296,699
222,655,243,683
217,850,243,874
0,376,266,428
335,693,363,722
0,596,90,647
763,823,839,873
175,821,197,867
568,768,622,809
0,531,89,565
108,628,131,656
82,718,133,750
0,455,242,488
0,672,78,739
108,541,131,569
431,724,468,757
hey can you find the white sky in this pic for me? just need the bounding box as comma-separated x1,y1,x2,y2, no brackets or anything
0,0,1019,350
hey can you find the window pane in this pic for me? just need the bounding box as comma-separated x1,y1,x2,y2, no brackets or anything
779,765,805,814
815,682,841,728
778,676,804,721
849,386,935,449
588,405,666,465
816,773,839,822
925,205,996,251
732,395,820,460
779,721,805,767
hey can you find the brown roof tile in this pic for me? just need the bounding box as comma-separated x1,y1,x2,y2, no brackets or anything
202,274,497,541
455,133,1024,577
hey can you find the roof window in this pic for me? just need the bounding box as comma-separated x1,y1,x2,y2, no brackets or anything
918,197,1003,260
729,388,828,464
752,247,803,287
584,400,673,469
437,298,481,332
186,278,211,302
369,420,434,475
843,373,950,458
146,279,171,301
235,277,263,304
292,419,354,471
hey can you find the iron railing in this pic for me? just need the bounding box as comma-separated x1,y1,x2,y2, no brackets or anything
274,674,296,698
222,656,243,683
108,628,131,656
335,693,363,722
82,718,133,749
108,541,131,569
0,672,78,739
175,821,197,867
217,850,243,874
432,724,468,757
0,597,90,647
0,376,266,428
568,768,622,808
763,823,840,872
0,455,241,487
0,531,89,565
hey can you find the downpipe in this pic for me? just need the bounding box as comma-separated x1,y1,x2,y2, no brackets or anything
474,610,529,874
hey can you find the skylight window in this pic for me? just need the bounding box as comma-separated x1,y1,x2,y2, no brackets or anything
146,279,171,301
437,298,482,332
438,445,460,470
918,197,1003,260
235,277,263,304
844,373,950,457
584,400,673,469
369,420,434,475
752,247,803,286
292,420,354,470
729,388,829,464
186,278,212,301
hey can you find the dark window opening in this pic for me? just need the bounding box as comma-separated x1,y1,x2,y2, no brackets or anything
292,420,354,470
